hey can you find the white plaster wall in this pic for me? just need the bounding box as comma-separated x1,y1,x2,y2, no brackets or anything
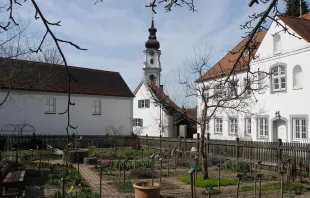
0,90,133,135
196,71,258,141
133,83,174,137
250,18,310,143
196,18,310,143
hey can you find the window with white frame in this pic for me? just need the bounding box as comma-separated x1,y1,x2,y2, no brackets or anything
273,34,282,54
257,118,268,137
133,118,143,127
245,118,251,135
138,99,150,108
92,100,101,115
214,83,222,98
243,78,252,96
271,66,286,92
215,118,223,134
293,118,307,139
229,118,238,135
229,81,237,98
204,86,210,98
45,97,56,114
293,65,303,89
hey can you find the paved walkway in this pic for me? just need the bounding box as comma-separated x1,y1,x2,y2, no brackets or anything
72,164,131,198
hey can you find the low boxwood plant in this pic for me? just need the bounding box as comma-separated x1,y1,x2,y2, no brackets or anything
115,160,152,169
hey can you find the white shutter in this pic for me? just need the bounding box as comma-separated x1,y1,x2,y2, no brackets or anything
45,98,50,113
92,101,96,114
52,98,56,113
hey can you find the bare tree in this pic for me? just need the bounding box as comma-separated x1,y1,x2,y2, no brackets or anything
0,17,63,107
133,126,145,136
32,48,64,65
103,125,124,149
175,42,270,178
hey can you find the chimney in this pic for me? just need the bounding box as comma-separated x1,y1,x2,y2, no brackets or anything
160,85,163,91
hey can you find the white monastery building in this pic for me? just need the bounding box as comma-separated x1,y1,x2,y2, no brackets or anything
0,58,134,135
133,19,196,138
197,13,310,143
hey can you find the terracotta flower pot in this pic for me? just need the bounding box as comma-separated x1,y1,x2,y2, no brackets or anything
133,181,161,198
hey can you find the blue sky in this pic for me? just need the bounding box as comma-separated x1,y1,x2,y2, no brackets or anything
10,0,309,106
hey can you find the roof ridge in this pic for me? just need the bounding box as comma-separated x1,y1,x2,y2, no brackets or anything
196,30,267,82
278,14,310,22
0,57,119,74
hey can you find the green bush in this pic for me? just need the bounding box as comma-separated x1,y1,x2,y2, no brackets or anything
115,160,152,169
177,175,237,187
220,161,250,173
50,186,99,198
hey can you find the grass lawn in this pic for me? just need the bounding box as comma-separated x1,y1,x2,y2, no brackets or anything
177,175,237,187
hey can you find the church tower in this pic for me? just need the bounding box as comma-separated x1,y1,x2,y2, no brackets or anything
143,18,161,87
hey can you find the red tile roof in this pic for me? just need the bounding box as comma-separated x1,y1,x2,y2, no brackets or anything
184,107,197,122
0,57,134,97
278,14,310,43
196,30,267,82
301,12,310,19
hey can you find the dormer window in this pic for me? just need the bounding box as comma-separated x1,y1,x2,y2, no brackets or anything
150,59,154,64
273,34,282,54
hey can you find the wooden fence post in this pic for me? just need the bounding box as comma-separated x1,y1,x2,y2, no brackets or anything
178,136,181,151
145,134,148,149
278,138,282,172
236,138,239,160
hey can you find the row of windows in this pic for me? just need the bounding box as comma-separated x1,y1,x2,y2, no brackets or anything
209,117,307,140
262,65,303,92
204,64,303,98
45,97,102,115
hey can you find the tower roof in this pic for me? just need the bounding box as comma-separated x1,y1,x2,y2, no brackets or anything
145,19,160,49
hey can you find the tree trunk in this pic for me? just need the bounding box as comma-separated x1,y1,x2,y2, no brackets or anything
199,106,208,179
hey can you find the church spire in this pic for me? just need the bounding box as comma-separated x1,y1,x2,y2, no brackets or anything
145,14,160,49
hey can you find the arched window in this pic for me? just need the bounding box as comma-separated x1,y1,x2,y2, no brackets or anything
293,65,303,89
149,74,155,82
150,59,154,64
273,34,282,54
271,65,286,92
45,97,56,114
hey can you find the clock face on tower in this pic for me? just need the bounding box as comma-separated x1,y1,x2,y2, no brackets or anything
148,50,154,56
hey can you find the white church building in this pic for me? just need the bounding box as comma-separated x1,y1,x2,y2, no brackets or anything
0,58,134,135
133,19,197,138
197,13,310,143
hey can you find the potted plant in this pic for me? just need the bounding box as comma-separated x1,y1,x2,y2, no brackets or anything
133,181,161,198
